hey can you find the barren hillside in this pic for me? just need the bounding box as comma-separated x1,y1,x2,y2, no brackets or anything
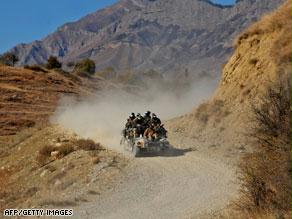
0,66,130,212
0,65,104,135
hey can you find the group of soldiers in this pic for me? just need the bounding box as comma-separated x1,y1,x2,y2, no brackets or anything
123,111,167,140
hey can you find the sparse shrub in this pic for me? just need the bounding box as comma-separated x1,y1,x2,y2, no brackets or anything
250,76,290,150
46,56,62,69
24,64,48,73
195,102,210,124
39,145,55,157
36,145,55,166
0,52,19,66
57,144,74,157
74,58,95,75
88,190,99,195
75,139,102,151
37,144,75,166
238,75,291,216
36,154,49,166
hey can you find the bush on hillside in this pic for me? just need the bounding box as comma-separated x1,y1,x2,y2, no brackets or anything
75,139,102,151
0,52,19,66
24,64,48,73
238,74,291,216
46,56,62,69
74,58,95,75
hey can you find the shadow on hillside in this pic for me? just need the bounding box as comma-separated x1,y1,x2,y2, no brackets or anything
138,147,193,158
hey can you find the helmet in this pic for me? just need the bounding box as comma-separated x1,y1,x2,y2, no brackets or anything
145,111,151,116
152,113,157,118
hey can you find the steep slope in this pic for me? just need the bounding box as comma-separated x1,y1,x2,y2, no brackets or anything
10,0,283,78
168,0,290,156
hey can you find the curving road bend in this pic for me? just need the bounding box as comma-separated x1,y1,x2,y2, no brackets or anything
72,148,238,219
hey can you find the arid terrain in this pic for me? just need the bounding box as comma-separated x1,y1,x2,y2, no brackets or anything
0,0,290,219
0,66,130,213
0,66,239,219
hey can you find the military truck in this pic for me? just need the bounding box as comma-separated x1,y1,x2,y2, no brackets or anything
120,128,170,157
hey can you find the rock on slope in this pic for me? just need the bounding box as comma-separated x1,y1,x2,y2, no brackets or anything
10,0,283,78
168,0,290,154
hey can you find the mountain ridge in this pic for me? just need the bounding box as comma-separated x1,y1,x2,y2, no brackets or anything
10,0,284,78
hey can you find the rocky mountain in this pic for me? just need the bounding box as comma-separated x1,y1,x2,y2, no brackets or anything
168,0,290,152
10,0,284,78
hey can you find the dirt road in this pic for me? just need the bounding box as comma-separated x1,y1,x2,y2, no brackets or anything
72,148,238,219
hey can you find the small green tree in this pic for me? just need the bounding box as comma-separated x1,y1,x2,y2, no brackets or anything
46,56,62,69
74,58,96,75
0,52,19,66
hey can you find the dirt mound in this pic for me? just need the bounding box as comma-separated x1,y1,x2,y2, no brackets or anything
167,1,290,155
0,65,99,135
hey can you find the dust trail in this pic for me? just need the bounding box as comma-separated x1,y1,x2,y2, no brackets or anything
51,76,218,151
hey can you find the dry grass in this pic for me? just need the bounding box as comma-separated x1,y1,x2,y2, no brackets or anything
75,139,102,151
236,75,291,217
36,139,103,166
40,199,76,207
36,144,74,166
24,65,48,73
39,145,55,157
195,102,210,124
57,144,74,157
236,1,291,46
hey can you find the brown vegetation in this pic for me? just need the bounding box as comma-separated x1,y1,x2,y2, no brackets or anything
232,2,291,218
237,76,291,217
36,139,103,167
0,126,127,210
75,139,102,151
0,65,100,136
73,58,96,75
24,64,48,73
236,1,291,47
46,56,62,69
0,52,19,66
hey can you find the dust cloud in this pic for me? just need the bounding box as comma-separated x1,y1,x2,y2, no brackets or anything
51,76,218,151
